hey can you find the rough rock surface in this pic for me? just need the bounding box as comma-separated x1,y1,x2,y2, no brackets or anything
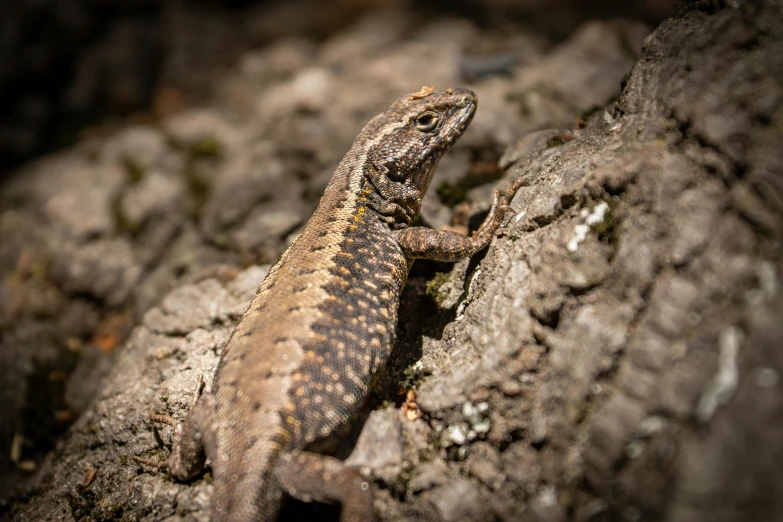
1,1,782,521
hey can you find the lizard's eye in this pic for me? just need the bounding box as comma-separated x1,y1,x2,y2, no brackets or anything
414,112,439,132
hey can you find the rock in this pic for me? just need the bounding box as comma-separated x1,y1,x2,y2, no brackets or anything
465,442,504,491
320,7,412,66
417,378,468,416
429,479,485,522
231,199,308,259
227,265,271,300
100,126,170,171
3,3,783,522
527,486,566,522
43,162,126,240
119,171,186,230
261,67,337,116
164,109,246,153
142,279,244,335
201,143,285,230
345,408,404,484
501,441,541,490
51,238,142,307
410,459,451,493
64,344,116,414
507,19,650,136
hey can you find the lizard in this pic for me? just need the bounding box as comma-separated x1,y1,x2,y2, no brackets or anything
135,86,524,522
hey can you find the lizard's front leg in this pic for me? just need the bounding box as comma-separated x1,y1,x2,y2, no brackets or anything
393,179,525,261
274,450,374,522
135,379,218,481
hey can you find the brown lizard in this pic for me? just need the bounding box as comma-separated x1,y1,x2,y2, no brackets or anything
135,87,523,522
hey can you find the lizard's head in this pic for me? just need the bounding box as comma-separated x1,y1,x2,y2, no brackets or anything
363,87,477,223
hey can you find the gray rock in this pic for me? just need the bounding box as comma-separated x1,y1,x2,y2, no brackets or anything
101,126,170,172
417,378,468,415
527,486,566,522
143,279,244,335
164,109,247,153
231,199,308,258
501,442,541,490
120,170,186,230
410,459,451,493
43,162,126,240
200,142,289,236
465,442,504,491
429,479,485,522
64,344,116,413
507,19,650,136
51,238,142,307
227,265,271,300
346,408,404,484
3,3,783,522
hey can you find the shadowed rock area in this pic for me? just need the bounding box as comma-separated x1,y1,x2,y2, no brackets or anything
1,0,781,521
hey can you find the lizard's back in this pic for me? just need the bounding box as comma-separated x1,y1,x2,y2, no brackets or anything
210,151,409,518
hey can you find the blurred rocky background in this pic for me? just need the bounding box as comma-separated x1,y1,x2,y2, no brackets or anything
2,0,782,521
0,0,675,174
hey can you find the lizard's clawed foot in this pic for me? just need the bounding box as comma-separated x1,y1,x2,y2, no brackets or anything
133,455,170,469
134,412,176,470
191,374,205,407
498,178,527,215
492,178,527,235
148,413,178,426
135,375,205,471
503,178,527,203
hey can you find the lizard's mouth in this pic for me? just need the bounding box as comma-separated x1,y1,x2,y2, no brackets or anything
442,90,477,144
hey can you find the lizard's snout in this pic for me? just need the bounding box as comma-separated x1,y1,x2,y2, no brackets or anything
453,89,477,108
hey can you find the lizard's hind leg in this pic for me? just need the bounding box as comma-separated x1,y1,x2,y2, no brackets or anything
135,376,218,481
274,450,374,522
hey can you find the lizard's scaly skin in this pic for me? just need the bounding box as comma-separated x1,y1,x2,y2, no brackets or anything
136,88,522,522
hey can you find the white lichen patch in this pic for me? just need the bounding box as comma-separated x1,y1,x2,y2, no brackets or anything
696,326,744,423
441,401,491,448
446,425,467,446
567,201,609,252
625,415,666,459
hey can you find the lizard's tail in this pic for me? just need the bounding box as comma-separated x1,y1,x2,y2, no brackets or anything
211,429,289,522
